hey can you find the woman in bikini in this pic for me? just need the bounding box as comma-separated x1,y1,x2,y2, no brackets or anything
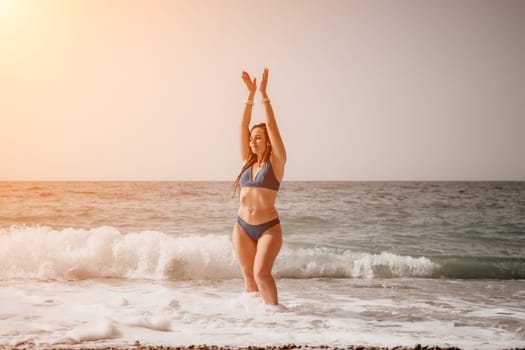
233,68,287,305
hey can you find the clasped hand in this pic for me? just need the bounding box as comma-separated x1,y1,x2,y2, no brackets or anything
242,68,269,96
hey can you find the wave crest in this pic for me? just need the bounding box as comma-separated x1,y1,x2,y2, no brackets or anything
0,226,237,280
278,247,435,279
4,225,520,281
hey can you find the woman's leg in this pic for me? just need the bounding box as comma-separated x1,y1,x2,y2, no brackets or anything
232,223,258,292
253,224,282,305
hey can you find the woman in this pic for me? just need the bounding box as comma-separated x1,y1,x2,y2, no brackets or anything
233,68,287,305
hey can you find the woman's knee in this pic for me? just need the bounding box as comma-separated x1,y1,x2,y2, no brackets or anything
242,267,255,279
254,268,273,285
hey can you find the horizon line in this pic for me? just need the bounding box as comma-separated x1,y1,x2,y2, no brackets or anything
1,179,524,183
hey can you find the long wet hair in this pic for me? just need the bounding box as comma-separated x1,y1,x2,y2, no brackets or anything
232,123,272,196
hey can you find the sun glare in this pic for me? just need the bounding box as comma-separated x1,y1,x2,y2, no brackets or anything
0,0,15,16
0,0,19,29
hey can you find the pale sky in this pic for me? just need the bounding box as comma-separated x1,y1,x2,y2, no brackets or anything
1,0,524,181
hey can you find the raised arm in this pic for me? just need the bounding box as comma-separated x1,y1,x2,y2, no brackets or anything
240,71,256,163
259,68,287,167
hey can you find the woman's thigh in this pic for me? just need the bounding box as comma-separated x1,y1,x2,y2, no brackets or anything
232,223,258,272
254,224,282,275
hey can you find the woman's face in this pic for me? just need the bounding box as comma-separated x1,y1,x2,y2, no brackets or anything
249,127,267,155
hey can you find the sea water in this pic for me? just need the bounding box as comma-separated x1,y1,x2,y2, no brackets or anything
0,181,524,349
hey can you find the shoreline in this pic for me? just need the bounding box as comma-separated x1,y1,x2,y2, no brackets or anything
4,344,525,350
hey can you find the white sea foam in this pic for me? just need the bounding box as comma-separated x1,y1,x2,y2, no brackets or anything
278,247,436,278
0,225,438,280
1,278,524,349
0,225,238,280
54,319,120,344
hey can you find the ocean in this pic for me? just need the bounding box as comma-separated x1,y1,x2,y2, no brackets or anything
0,181,524,349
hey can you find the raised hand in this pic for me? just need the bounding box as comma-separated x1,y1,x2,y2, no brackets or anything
242,71,257,95
259,67,269,95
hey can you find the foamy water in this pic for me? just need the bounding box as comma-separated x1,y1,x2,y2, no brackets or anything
0,226,437,281
2,277,524,349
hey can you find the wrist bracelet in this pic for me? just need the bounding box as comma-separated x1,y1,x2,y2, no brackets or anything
262,98,271,104
245,100,254,106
